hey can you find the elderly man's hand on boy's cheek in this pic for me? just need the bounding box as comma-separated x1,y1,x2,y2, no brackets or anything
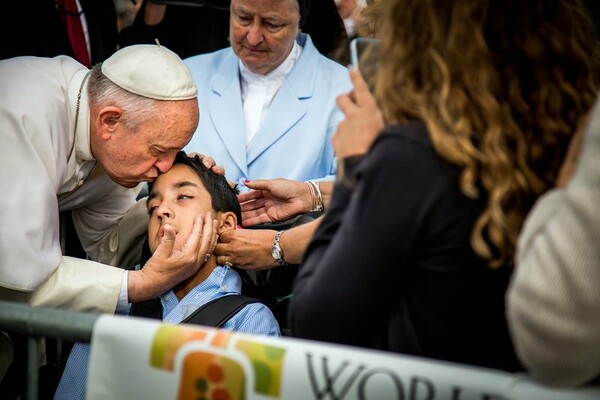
128,212,217,302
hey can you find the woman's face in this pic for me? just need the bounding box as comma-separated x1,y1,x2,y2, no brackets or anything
229,0,300,75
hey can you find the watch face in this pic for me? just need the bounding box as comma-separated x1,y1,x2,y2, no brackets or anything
271,246,281,260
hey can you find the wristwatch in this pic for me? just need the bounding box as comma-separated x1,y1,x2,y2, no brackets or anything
271,230,290,266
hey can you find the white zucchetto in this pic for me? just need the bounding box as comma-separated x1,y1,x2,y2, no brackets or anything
101,42,197,101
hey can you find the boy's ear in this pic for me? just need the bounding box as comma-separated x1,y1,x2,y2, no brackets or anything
217,211,237,234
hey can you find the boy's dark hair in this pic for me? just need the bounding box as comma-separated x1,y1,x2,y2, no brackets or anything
148,151,241,222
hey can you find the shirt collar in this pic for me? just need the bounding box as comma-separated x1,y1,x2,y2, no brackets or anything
160,265,243,322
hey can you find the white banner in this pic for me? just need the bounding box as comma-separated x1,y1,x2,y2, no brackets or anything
87,315,600,400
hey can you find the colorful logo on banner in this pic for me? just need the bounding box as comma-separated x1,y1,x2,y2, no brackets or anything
149,325,286,399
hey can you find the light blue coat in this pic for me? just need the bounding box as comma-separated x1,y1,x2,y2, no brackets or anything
184,33,352,187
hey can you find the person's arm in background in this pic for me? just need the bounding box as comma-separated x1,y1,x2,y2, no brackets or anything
141,1,167,25
506,98,600,387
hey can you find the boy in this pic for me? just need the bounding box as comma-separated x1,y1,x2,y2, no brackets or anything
55,152,280,399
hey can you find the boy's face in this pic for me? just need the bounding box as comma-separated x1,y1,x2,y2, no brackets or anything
147,163,213,253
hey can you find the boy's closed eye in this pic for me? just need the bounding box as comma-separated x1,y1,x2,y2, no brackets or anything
147,193,196,216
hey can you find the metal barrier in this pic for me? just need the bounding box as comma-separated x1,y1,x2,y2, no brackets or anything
2,300,600,400
0,300,98,400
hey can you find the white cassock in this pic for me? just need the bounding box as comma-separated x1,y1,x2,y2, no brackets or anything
0,55,147,313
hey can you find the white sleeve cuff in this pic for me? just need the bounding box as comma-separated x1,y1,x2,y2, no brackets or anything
115,271,131,315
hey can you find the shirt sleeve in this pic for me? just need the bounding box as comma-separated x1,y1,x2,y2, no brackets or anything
29,257,123,313
116,272,131,315
506,100,600,387
0,109,65,290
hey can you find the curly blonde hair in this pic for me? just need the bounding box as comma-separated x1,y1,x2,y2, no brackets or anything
374,0,600,268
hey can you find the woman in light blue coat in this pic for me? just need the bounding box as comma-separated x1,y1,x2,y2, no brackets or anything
184,0,352,189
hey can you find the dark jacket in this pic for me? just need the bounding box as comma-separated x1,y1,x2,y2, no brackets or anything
291,122,523,372
1,0,118,63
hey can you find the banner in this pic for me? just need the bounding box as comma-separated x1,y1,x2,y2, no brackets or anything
87,315,600,400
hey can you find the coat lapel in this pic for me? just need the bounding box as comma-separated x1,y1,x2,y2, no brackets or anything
246,34,318,165
208,53,248,177
246,84,307,164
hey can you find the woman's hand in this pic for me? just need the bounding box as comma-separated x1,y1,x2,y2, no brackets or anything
215,218,322,269
215,229,279,270
333,67,384,159
237,179,311,227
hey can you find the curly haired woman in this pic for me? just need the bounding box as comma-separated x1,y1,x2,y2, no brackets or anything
291,0,600,371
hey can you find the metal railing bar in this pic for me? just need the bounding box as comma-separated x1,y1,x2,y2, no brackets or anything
0,300,101,400
0,300,99,342
27,337,38,400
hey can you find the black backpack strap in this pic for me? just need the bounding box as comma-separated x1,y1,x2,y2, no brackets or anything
182,295,261,328
129,297,163,320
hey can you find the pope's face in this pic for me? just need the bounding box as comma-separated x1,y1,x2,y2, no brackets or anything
98,99,199,188
146,163,213,253
230,0,300,75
